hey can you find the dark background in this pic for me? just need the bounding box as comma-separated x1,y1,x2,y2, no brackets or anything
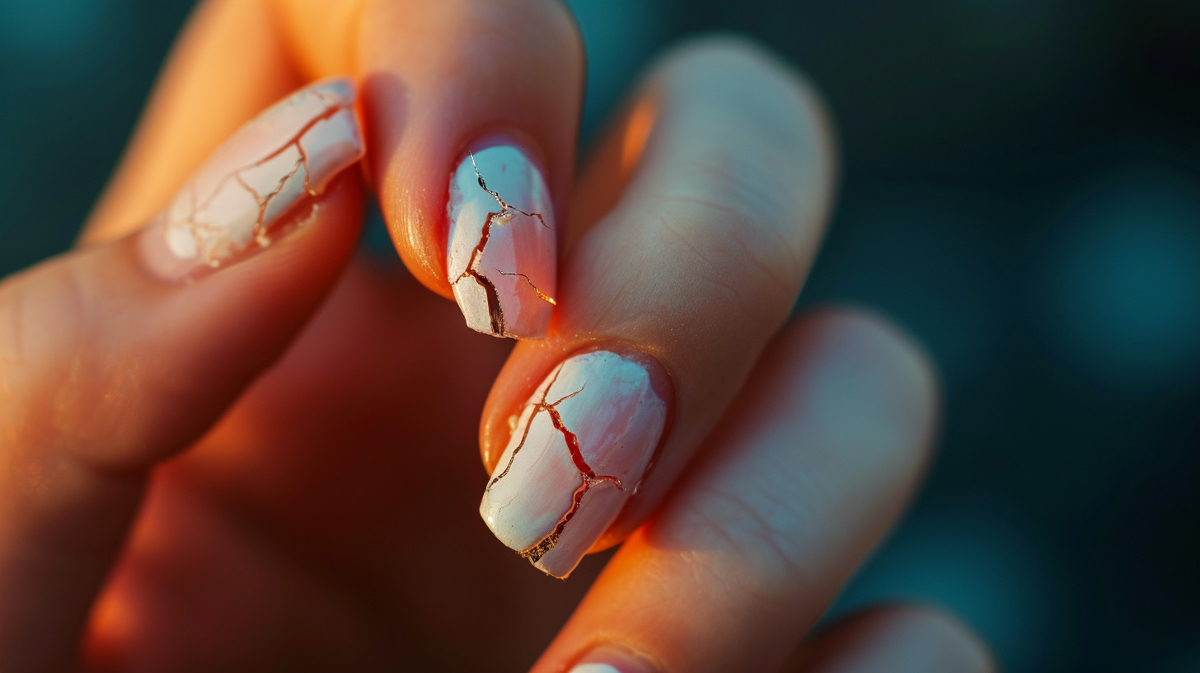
2,1,1199,670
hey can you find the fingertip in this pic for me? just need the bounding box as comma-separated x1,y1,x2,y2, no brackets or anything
794,604,995,673
654,33,815,94
796,306,941,422
356,0,585,313
649,32,839,159
894,606,996,673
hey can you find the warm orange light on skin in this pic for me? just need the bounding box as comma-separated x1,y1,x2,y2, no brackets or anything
620,97,658,179
557,96,661,256
83,590,135,667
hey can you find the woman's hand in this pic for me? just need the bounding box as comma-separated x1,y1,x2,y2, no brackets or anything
0,0,993,671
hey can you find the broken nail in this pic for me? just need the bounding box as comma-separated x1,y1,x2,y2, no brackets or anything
480,349,670,578
446,139,556,339
140,78,364,280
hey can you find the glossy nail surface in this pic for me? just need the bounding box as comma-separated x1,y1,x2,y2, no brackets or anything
446,141,556,338
480,350,668,578
141,79,364,280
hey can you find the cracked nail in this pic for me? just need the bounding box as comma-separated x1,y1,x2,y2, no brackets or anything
480,349,670,578
140,78,364,280
446,140,556,339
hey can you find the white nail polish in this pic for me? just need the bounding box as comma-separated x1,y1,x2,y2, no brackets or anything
141,79,364,280
480,350,669,578
446,141,557,339
570,665,624,673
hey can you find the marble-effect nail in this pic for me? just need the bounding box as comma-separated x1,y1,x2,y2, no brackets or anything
142,79,364,280
480,350,668,578
446,142,557,339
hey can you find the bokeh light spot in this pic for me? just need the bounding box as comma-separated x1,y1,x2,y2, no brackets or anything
0,0,107,55
1041,169,1200,390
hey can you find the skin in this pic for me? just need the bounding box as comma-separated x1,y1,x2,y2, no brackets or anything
0,0,997,671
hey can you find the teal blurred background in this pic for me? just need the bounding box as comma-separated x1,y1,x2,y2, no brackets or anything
2,1,1199,670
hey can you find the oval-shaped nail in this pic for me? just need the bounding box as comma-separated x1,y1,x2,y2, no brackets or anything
446,138,557,339
480,348,672,577
140,78,364,281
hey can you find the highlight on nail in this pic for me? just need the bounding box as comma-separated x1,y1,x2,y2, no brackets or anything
142,78,364,279
479,349,670,578
446,140,557,339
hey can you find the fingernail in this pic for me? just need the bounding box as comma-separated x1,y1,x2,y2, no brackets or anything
446,138,557,339
569,645,660,673
480,349,670,578
140,78,364,280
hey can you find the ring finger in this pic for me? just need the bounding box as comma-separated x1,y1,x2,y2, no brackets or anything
477,38,837,577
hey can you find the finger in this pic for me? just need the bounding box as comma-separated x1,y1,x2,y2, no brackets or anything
478,38,837,577
279,0,585,337
0,81,364,672
83,0,584,340
83,0,306,243
785,605,994,673
531,308,939,673
347,0,584,338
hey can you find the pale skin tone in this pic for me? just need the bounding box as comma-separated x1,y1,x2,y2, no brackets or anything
0,1,996,671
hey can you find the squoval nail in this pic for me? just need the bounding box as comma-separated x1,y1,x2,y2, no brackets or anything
480,350,669,578
141,79,364,280
446,140,557,339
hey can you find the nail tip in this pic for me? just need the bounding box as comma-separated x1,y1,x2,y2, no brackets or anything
479,496,571,578
532,556,577,579
454,295,552,339
445,141,557,340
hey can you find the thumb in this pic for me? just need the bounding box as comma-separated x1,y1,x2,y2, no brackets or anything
0,79,364,672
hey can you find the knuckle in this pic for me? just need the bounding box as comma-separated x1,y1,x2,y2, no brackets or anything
0,264,84,389
0,261,119,463
0,276,31,377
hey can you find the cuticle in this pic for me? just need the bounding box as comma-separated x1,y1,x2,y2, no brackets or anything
568,642,663,673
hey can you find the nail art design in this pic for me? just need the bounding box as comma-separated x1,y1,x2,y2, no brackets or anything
143,79,363,279
480,350,668,578
446,142,556,339
570,665,624,673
